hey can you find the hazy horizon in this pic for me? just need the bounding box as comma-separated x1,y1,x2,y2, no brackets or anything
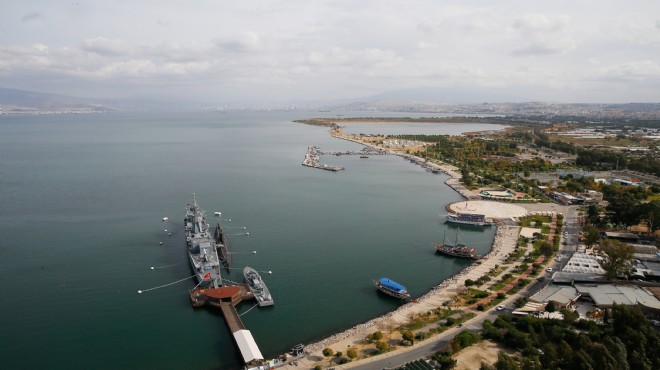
2,1,659,105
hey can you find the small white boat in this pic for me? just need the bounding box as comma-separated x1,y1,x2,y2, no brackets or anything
214,211,221,216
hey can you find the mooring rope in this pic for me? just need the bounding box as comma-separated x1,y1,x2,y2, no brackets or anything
137,275,196,294
239,303,259,317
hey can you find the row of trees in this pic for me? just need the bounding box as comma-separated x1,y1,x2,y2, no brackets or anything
480,305,660,370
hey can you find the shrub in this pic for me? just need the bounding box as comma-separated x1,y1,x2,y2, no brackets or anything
375,341,390,353
477,304,486,311
322,347,334,357
474,291,490,298
452,330,482,351
347,348,358,359
465,279,475,286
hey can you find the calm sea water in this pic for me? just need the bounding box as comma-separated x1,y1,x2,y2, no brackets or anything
0,111,499,369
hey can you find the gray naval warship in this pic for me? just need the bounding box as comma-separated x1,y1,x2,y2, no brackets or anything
185,194,222,288
244,266,274,306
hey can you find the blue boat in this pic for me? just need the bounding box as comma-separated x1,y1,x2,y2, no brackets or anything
373,278,411,299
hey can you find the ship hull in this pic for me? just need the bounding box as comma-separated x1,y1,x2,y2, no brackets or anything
445,213,494,226
244,266,274,307
435,244,479,259
184,194,222,288
373,279,411,299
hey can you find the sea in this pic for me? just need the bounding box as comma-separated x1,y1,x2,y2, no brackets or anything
0,111,502,369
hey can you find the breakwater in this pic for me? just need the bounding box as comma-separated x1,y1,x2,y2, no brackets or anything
302,146,344,171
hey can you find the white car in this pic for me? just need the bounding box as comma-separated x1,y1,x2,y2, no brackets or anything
496,305,505,311
547,267,553,272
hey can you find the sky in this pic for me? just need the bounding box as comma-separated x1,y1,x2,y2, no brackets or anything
1,0,659,105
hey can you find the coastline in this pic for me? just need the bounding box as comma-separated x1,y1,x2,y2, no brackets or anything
281,127,521,369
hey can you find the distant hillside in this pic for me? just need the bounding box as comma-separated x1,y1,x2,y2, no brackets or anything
0,87,115,112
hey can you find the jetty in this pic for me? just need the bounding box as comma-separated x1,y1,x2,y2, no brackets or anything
190,285,266,368
190,285,298,369
302,146,343,172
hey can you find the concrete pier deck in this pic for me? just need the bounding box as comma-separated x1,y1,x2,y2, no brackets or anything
302,146,344,171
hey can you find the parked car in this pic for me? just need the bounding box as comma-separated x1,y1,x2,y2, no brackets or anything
497,305,505,311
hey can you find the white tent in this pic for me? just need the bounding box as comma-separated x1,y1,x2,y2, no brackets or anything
233,330,264,364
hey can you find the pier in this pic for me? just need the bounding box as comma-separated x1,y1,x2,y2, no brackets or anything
302,146,344,171
190,285,266,368
302,145,389,171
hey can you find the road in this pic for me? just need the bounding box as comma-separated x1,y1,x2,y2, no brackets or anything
349,313,499,370
348,206,581,370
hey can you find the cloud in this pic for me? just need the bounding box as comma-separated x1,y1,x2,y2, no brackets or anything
510,13,576,56
214,32,262,53
592,60,660,82
81,37,132,57
21,12,45,23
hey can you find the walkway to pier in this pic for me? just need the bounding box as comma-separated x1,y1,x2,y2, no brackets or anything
220,302,245,332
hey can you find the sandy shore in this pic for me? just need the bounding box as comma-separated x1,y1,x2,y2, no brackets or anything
280,131,526,369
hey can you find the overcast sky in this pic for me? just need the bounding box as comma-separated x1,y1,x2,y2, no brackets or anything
1,0,659,104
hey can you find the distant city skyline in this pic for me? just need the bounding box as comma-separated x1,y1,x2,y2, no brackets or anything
1,1,659,104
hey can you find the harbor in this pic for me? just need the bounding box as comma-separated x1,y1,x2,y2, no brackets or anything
302,146,344,171
301,145,389,171
0,112,501,370
185,194,279,369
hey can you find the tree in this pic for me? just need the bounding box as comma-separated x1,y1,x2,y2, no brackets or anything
639,201,660,232
322,347,334,357
461,167,474,187
433,352,457,369
452,330,481,351
402,330,415,344
346,348,358,359
495,351,521,370
582,225,601,249
539,241,553,256
375,341,389,353
546,301,556,312
597,239,634,279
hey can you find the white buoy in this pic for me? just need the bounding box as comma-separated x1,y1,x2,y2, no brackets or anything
159,242,163,245
246,232,250,235
137,290,142,294
150,267,155,270
253,251,257,254
164,229,167,232
268,271,272,275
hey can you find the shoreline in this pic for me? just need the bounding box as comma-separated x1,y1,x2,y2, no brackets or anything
281,127,521,369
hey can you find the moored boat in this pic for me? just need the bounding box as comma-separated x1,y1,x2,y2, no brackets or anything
373,278,411,299
435,230,479,260
244,266,274,307
445,212,494,226
185,194,222,288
